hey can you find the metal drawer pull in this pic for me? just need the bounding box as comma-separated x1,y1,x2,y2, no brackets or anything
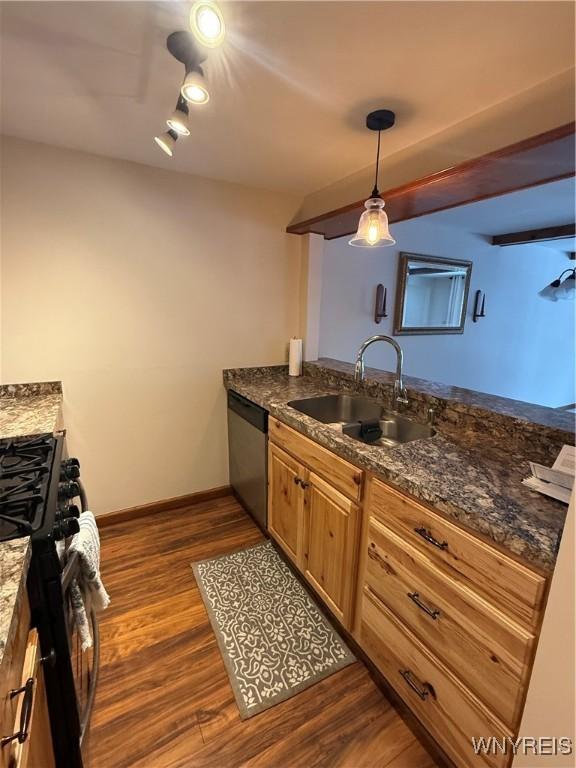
414,527,448,550
1,677,34,747
399,669,430,701
293,477,310,489
408,591,441,620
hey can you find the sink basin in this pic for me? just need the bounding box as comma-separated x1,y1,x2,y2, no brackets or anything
287,394,435,447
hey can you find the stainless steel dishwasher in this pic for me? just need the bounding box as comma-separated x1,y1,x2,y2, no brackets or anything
227,390,268,530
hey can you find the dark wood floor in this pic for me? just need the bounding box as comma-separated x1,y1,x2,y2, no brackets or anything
89,495,440,768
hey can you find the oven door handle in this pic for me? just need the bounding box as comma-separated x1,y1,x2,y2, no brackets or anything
61,551,80,591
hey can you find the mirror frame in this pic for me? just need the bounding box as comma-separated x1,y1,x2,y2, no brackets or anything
393,252,473,336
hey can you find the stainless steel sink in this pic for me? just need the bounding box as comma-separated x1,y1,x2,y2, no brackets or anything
287,394,435,447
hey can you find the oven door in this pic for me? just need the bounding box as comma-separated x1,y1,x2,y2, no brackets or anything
61,552,100,750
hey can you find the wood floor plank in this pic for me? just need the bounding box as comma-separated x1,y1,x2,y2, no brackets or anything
88,495,441,768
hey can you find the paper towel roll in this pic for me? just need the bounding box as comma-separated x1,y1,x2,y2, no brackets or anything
289,338,303,377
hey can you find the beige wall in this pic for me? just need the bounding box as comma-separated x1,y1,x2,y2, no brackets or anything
294,69,575,223
0,137,301,513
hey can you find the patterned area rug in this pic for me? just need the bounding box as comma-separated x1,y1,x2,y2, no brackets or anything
192,540,355,719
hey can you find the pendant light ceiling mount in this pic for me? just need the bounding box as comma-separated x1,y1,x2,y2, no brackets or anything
366,109,396,133
349,108,396,248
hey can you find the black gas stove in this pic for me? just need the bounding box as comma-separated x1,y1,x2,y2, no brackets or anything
0,432,94,768
0,433,82,542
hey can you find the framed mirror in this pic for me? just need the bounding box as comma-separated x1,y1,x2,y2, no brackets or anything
394,253,472,335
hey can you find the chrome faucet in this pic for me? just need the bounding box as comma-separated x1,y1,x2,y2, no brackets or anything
354,335,409,407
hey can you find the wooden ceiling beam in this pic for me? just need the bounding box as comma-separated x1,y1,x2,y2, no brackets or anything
286,122,576,240
491,223,575,247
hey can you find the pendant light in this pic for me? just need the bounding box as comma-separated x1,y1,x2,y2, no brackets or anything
349,110,396,248
539,268,576,301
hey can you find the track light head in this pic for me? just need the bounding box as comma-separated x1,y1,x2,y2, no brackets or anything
181,68,210,105
189,1,225,48
167,97,190,136
154,129,178,157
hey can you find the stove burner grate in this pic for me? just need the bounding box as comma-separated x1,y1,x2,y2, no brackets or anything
0,434,57,542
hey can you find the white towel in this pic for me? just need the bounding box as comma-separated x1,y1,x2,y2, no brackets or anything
68,511,110,651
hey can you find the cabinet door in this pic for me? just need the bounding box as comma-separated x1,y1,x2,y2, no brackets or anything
303,472,360,628
268,442,306,567
3,630,55,768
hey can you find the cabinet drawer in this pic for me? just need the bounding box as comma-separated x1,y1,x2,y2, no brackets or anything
369,478,546,628
365,517,534,728
361,589,513,768
269,418,363,502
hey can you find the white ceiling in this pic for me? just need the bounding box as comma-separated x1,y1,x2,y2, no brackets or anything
427,178,576,251
1,1,574,195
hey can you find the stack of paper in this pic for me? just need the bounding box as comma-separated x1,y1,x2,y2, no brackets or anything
522,445,575,504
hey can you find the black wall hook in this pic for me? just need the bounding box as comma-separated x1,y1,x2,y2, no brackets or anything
374,284,388,323
473,290,486,322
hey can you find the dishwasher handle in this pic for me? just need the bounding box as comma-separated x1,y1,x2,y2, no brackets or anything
227,390,268,433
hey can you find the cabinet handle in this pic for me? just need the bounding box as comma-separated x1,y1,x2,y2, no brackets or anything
399,669,430,701
407,591,441,620
414,527,448,550
294,477,301,486
1,677,34,747
300,480,310,489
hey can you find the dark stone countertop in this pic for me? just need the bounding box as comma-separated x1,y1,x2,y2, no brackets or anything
223,364,572,574
0,382,63,671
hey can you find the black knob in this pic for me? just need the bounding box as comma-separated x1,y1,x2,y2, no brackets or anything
58,481,80,501
61,517,80,538
60,459,80,481
67,504,81,518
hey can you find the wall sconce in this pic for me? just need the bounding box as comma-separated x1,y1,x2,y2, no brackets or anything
374,284,388,323
473,290,486,322
539,268,576,301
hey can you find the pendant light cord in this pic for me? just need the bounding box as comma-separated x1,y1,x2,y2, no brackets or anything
371,129,381,198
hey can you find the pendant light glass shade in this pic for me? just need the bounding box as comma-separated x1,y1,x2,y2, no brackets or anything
190,1,225,48
538,269,576,301
181,70,210,104
538,280,560,301
349,198,395,247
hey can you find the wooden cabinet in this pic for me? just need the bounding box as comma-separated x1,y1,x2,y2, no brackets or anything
363,516,534,728
268,442,306,567
303,473,360,627
268,419,363,629
367,478,546,629
355,476,549,767
1,597,54,768
361,589,512,768
267,417,549,767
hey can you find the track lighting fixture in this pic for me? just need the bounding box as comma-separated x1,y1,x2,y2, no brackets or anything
156,28,216,157
349,110,396,248
167,98,190,136
154,129,178,157
181,68,210,105
189,1,225,48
